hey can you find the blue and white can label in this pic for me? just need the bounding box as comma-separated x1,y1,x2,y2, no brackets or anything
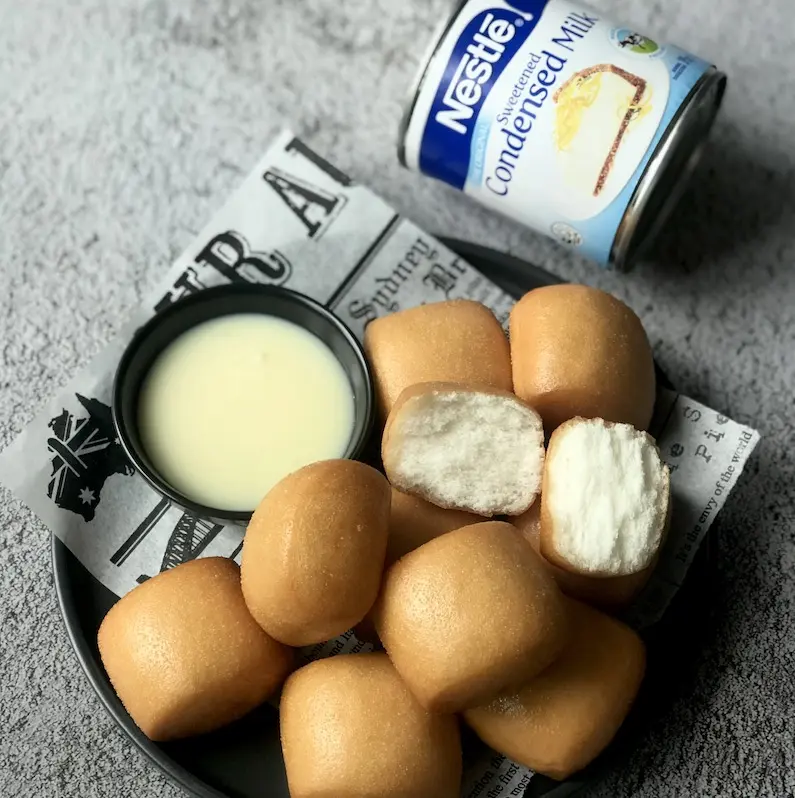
400,0,715,266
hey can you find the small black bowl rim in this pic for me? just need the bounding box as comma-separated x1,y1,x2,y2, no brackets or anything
112,283,375,524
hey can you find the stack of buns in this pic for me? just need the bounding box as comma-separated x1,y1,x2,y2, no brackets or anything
97,285,671,793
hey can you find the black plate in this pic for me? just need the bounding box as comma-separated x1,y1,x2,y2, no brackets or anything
53,239,711,798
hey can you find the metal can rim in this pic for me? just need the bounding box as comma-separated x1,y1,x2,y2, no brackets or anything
610,67,728,271
396,0,470,168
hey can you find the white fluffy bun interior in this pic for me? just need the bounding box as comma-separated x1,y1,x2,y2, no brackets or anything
386,389,544,516
546,420,668,575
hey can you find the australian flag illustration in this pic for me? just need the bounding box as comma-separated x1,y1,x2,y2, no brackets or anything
46,394,134,522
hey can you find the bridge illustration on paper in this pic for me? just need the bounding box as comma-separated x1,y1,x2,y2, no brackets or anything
110,497,229,584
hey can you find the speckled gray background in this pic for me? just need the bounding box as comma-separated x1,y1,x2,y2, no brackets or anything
0,0,793,796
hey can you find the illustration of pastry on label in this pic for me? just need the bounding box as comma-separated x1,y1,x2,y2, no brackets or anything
554,63,653,199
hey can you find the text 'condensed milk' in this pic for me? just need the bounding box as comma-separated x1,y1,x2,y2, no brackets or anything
138,313,355,511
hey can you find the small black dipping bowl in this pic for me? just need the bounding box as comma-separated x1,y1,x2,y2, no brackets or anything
112,283,375,525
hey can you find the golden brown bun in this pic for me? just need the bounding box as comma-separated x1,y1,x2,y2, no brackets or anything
97,558,292,741
354,490,482,647
280,653,462,798
509,285,656,434
241,460,390,647
513,501,655,611
464,599,646,780
364,300,512,420
387,488,482,564
373,521,568,713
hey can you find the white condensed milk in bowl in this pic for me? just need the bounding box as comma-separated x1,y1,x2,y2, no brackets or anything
113,284,374,523
398,0,727,270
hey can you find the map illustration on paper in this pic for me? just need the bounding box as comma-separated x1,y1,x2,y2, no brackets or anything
46,395,135,522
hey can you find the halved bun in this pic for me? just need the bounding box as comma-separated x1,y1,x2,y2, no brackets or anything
464,599,646,780
509,285,656,434
280,653,462,798
513,501,656,610
382,383,545,517
541,418,669,577
364,299,511,419
98,558,292,741
373,521,568,713
241,460,390,646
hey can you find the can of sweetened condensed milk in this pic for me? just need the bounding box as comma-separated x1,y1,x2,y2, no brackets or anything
398,0,727,270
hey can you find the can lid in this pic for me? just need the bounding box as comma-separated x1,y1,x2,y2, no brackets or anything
396,0,469,168
612,68,728,270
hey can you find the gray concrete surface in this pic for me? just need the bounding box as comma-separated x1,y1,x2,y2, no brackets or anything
1,0,793,796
